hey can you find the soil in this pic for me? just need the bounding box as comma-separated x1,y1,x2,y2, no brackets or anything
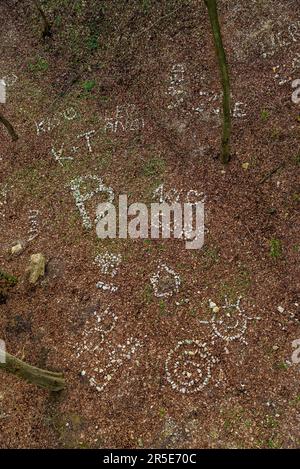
0,0,299,449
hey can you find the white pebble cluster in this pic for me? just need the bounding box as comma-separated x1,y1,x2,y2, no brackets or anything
96,281,118,293
200,297,261,345
276,303,300,325
35,106,77,135
104,104,145,133
76,307,118,359
88,337,143,392
150,262,181,298
167,64,186,109
94,252,122,277
75,307,143,393
27,209,39,242
70,175,114,229
165,339,217,394
0,184,8,219
153,183,206,205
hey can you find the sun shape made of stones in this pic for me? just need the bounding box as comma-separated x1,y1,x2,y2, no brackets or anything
199,296,261,345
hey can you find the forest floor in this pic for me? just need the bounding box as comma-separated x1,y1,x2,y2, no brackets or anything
0,0,299,448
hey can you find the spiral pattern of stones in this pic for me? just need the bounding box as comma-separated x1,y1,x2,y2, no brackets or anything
165,339,217,394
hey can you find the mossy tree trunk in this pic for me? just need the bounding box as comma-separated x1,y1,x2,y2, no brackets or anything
33,0,52,39
0,111,18,141
0,351,65,392
204,0,231,164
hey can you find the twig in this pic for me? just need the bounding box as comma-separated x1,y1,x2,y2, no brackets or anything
135,4,185,38
0,110,18,141
259,163,285,185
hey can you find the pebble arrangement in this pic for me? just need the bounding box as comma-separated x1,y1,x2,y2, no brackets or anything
76,307,118,358
51,128,96,165
77,130,96,153
150,262,181,298
167,63,187,110
151,185,206,240
104,104,145,133
0,79,6,104
153,184,181,204
74,296,262,396
153,184,206,205
275,303,300,329
3,12,298,405
35,107,77,135
87,337,143,392
0,184,8,219
27,209,39,242
164,297,262,395
165,339,217,394
260,20,300,59
73,252,138,392
272,54,300,87
94,251,122,293
199,297,261,346
193,91,247,120
76,307,143,393
38,102,144,167
51,143,74,166
69,175,114,229
96,281,118,293
165,62,247,120
94,252,122,277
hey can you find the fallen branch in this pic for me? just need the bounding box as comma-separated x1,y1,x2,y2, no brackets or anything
0,351,65,392
204,0,231,164
0,110,18,141
33,0,52,39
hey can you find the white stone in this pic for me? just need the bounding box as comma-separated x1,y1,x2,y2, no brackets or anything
0,79,6,104
11,242,23,255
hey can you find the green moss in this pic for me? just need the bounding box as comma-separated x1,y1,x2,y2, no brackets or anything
269,127,283,141
0,270,18,286
140,0,151,13
28,57,49,73
264,415,278,429
260,109,270,121
49,412,84,448
143,157,165,178
218,266,251,303
0,270,18,303
269,238,282,259
82,80,96,92
159,300,167,315
201,244,220,269
143,284,153,304
274,360,288,371
266,438,281,449
294,153,300,165
86,34,99,51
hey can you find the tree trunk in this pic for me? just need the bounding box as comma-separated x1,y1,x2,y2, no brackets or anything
0,351,65,392
33,0,52,39
0,111,18,141
204,0,231,164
